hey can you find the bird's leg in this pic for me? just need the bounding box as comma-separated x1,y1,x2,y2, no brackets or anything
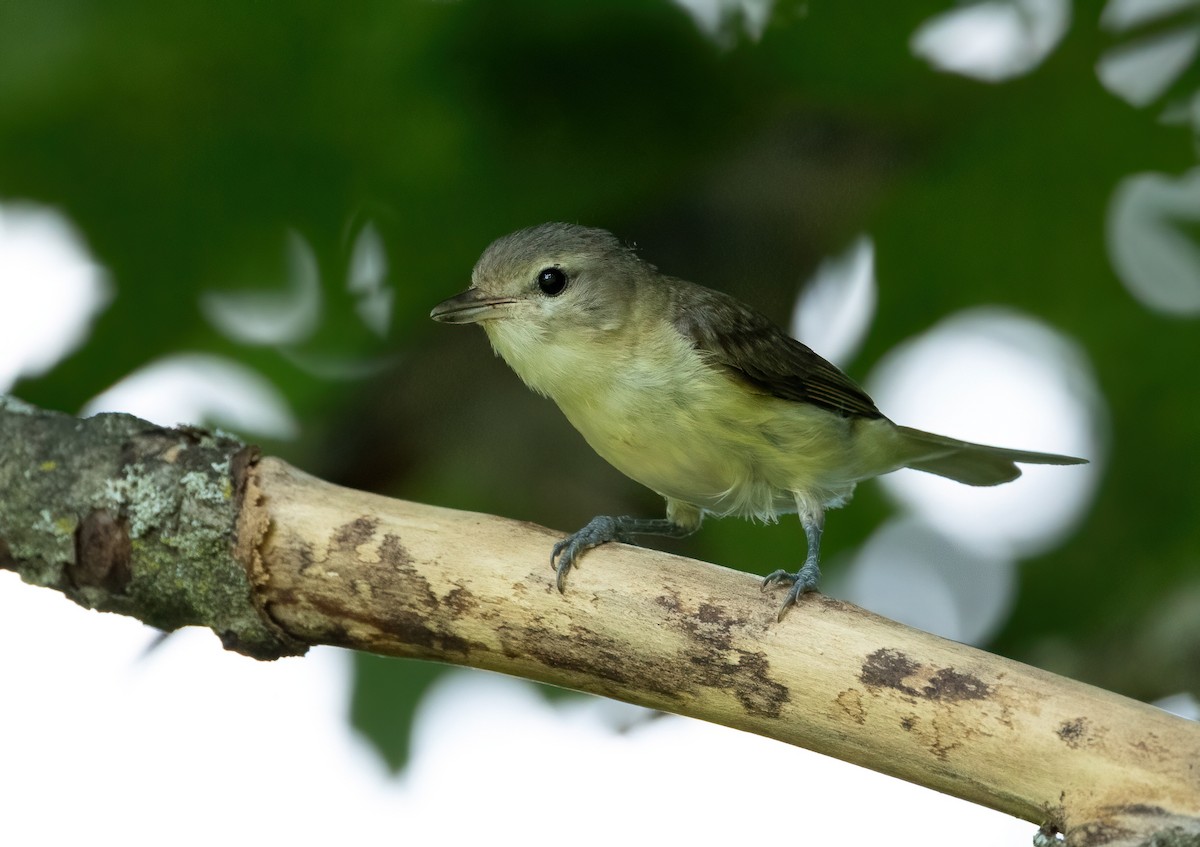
762,504,825,620
552,516,696,593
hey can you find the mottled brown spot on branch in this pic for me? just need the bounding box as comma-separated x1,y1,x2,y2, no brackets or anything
516,624,667,697
503,596,791,717
654,593,683,615
922,667,991,702
657,592,790,719
445,585,478,615
332,516,379,552
860,648,921,696
1058,717,1088,749
860,649,991,704
376,608,474,656
273,529,479,658
835,689,867,724
379,533,415,568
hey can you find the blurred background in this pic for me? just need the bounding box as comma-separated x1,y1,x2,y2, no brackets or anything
2,0,1198,843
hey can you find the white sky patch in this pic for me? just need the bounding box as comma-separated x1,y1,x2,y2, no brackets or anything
1096,25,1200,108
83,352,298,439
1155,692,1200,720
201,229,322,346
346,221,393,338
1096,0,1200,115
1108,168,1200,316
867,308,1102,559
671,0,776,44
836,517,1015,645
1101,0,1199,32
791,234,876,368
0,577,1039,847
202,222,395,380
911,0,1071,82
0,201,112,392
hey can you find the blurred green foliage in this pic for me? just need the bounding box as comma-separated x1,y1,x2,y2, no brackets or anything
3,0,1198,771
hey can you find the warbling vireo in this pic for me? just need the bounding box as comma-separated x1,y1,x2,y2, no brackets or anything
431,223,1086,618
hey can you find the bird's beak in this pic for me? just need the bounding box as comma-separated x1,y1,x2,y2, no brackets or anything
429,288,518,324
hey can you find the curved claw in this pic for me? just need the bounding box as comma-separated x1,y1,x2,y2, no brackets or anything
551,536,582,593
550,516,627,593
762,560,821,621
760,569,795,591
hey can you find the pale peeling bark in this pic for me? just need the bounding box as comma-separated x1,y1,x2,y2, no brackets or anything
242,457,1200,847
3,398,1199,846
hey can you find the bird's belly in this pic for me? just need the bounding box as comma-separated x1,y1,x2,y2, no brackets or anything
560,382,873,520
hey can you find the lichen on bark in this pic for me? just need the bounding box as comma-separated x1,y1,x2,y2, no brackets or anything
0,397,301,659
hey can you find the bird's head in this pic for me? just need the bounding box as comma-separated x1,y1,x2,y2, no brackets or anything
431,222,645,341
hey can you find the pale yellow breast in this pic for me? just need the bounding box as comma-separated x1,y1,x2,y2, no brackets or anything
487,314,895,519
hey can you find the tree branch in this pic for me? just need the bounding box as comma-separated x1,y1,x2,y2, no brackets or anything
3,397,1198,846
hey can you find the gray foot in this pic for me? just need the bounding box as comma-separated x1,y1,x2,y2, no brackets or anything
762,559,821,621
551,516,691,592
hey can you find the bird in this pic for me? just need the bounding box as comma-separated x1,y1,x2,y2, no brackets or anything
430,222,1086,619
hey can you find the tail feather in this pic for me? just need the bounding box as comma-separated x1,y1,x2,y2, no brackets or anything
896,426,1086,487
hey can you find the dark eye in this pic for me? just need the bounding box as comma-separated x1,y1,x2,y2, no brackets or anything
536,267,568,296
